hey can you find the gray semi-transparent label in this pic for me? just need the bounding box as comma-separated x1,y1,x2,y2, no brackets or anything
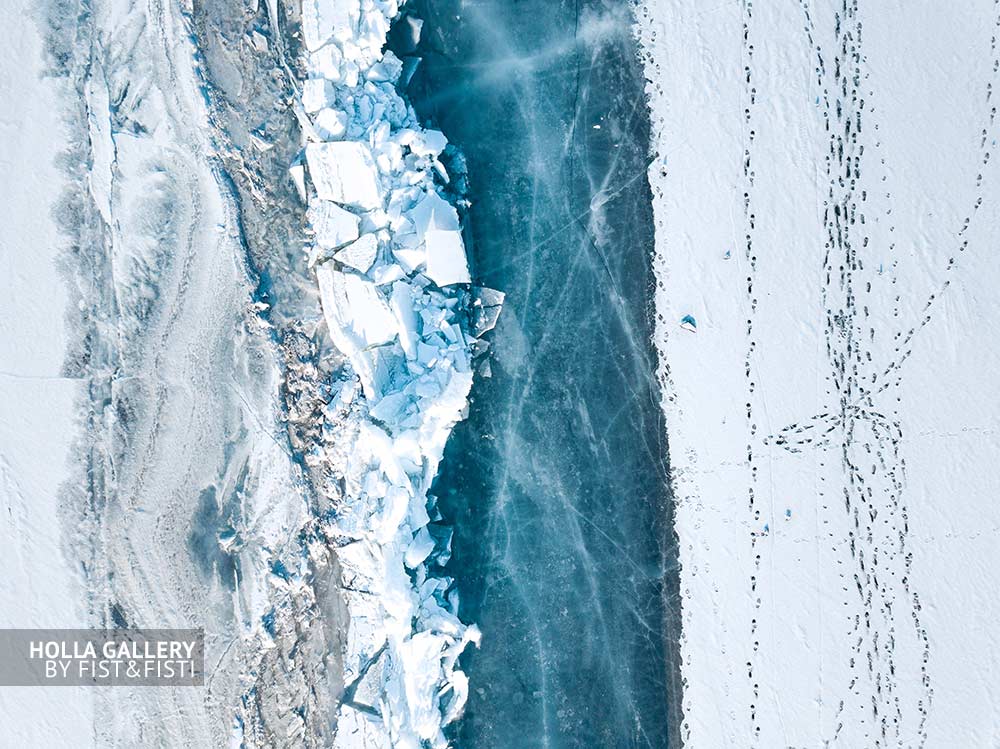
0,629,204,686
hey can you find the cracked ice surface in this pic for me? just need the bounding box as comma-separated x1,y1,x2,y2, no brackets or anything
399,1,680,745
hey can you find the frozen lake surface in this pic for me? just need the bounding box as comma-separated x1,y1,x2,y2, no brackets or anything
400,1,682,746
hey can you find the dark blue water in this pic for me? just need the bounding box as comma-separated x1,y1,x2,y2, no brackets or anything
397,2,681,746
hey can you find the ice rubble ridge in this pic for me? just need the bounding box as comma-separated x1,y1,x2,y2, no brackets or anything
291,1,501,746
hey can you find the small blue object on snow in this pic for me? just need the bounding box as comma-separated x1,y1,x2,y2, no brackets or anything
680,314,697,332
724,249,731,259
763,523,769,534
785,509,792,519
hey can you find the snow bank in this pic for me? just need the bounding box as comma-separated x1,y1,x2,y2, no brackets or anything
293,2,500,745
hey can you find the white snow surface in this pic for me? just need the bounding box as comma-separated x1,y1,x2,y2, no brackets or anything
0,1,94,744
638,1,1000,746
296,1,488,746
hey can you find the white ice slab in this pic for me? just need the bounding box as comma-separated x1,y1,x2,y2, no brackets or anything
389,281,419,360
302,78,334,113
333,233,378,272
409,129,448,159
306,141,382,209
300,0,358,52
424,230,470,286
409,191,460,238
316,263,397,353
314,107,348,140
308,200,360,249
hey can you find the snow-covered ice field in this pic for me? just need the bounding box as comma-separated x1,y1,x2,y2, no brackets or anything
0,0,95,744
638,0,1000,745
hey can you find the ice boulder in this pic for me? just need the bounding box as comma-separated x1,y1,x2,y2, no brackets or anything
391,15,423,55
409,129,448,159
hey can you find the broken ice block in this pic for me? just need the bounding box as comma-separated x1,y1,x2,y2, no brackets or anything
302,78,334,113
424,229,470,286
404,528,436,569
309,200,360,249
314,108,348,140
394,632,449,742
392,15,424,55
307,44,344,82
248,29,268,54
334,234,378,272
390,282,419,359
306,141,382,209
409,191,460,239
289,155,307,202
371,263,405,286
410,130,448,159
301,0,359,51
474,286,505,309
369,392,411,427
399,56,421,90
367,51,404,84
471,287,505,335
316,263,397,357
393,246,426,274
